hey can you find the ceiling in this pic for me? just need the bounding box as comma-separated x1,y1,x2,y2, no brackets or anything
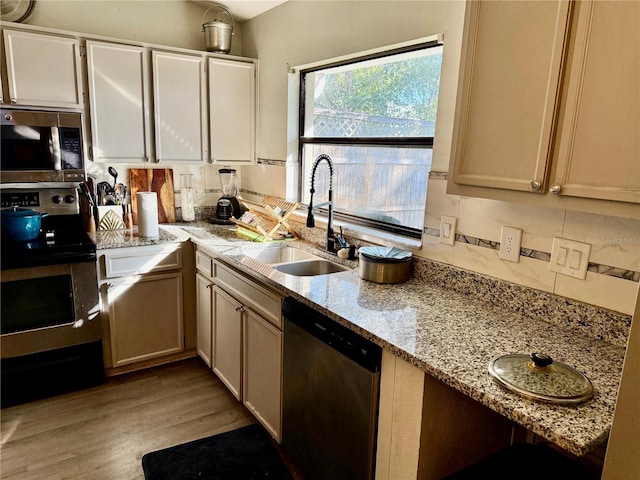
190,0,289,22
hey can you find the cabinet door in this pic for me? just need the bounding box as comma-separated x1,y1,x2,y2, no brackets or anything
208,58,255,164
152,51,206,163
105,272,184,367
86,41,151,163
243,309,282,441
450,1,570,192
212,285,243,400
196,273,213,367
552,0,640,204
3,29,82,108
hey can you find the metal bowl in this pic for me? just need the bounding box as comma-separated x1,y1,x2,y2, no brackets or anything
359,253,412,284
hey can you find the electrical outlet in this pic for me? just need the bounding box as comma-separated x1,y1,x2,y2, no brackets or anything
549,237,591,279
439,216,457,246
499,226,522,262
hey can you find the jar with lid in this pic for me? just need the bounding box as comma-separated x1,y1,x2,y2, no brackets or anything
180,174,195,222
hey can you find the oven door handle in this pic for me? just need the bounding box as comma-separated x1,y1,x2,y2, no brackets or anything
72,318,86,328
1,319,88,336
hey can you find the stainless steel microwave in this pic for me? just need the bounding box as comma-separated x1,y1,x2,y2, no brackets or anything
1,109,84,183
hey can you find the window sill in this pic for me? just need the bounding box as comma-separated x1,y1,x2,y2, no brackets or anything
289,209,423,250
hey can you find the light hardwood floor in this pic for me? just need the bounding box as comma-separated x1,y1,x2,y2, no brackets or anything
0,358,256,479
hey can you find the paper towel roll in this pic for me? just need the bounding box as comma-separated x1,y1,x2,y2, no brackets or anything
137,192,159,238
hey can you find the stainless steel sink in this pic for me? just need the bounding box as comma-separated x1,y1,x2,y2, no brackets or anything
273,259,350,276
245,246,351,277
246,246,318,264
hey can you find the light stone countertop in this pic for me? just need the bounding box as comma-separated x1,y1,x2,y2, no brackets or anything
93,222,627,457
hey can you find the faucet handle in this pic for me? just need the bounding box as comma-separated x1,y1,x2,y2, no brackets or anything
337,226,348,249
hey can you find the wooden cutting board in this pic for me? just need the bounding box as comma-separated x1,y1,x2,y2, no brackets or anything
129,169,176,224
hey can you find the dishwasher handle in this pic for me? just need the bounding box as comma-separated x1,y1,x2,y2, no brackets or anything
283,297,382,373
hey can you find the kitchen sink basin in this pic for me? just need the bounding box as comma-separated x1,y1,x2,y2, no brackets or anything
272,259,350,276
246,246,319,264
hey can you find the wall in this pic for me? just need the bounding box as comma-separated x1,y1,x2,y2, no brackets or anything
241,0,640,317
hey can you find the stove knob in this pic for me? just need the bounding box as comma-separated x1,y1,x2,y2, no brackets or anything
64,195,76,204
52,194,63,204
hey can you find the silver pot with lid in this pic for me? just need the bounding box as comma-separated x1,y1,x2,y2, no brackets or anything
201,3,234,53
359,246,412,284
488,353,594,405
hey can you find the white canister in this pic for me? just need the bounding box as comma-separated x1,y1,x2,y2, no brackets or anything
180,174,195,222
137,191,159,238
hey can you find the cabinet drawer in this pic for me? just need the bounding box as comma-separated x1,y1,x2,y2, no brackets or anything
101,244,182,279
195,249,214,277
214,261,282,328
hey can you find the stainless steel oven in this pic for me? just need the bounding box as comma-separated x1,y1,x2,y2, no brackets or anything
1,185,103,407
1,108,84,183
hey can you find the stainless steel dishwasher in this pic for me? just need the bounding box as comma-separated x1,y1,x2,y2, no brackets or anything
282,297,382,480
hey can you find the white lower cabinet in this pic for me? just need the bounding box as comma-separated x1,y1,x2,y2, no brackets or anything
103,272,183,367
243,308,283,440
98,244,185,368
212,285,243,400
195,247,283,441
195,273,213,367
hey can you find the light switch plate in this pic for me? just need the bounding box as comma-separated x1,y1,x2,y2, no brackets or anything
549,237,591,280
439,216,457,246
499,226,522,262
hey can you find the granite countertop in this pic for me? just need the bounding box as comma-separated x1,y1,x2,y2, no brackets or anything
93,222,626,457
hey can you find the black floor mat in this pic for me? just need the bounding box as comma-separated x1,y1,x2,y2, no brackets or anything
141,424,293,480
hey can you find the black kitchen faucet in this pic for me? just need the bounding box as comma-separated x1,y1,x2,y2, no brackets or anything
306,153,336,252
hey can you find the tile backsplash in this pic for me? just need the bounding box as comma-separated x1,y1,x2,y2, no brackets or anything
422,175,639,316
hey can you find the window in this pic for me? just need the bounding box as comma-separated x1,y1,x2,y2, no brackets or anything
298,39,443,238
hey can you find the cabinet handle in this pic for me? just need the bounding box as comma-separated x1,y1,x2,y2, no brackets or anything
234,305,244,313
529,180,541,192
4,113,12,121
206,283,213,289
10,98,17,104
549,183,562,194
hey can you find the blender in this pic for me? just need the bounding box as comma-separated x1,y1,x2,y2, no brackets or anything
215,168,243,221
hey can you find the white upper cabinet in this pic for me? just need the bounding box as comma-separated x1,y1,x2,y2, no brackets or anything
551,0,640,204
152,51,207,163
450,0,570,193
448,0,640,214
2,29,82,109
208,58,255,164
85,41,152,163
2,23,258,166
